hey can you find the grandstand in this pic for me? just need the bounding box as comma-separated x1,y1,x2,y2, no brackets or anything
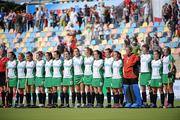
0,20,180,78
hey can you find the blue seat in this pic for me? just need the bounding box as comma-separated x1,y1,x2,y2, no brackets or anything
131,23,136,28
154,22,159,27
42,47,48,52
128,28,134,34
157,27,163,32
91,39,96,45
76,35,81,41
120,22,125,28
159,37,167,43
117,28,123,34
108,39,113,45
140,27,146,33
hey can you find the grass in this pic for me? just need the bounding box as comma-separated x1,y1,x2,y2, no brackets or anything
1,100,180,120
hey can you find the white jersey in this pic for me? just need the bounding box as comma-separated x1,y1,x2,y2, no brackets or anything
162,55,175,74
7,60,17,78
104,57,113,77
73,56,84,75
112,60,123,79
151,59,162,79
93,59,104,78
140,54,152,73
26,61,35,78
17,61,26,78
36,60,45,77
84,56,94,76
45,60,53,77
53,59,63,78
63,59,73,78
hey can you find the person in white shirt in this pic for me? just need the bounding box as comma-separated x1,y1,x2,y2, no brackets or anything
70,8,77,26
35,51,46,107
104,48,113,108
139,44,153,107
112,51,123,108
150,50,163,108
25,52,36,107
44,52,53,107
162,47,175,108
35,7,41,30
83,47,94,108
52,51,63,107
143,2,150,23
92,50,104,108
62,51,75,108
6,52,17,107
17,53,26,107
73,48,85,108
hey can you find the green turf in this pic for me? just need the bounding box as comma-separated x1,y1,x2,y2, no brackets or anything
1,100,180,120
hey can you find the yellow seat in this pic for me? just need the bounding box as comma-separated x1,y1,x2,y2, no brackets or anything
123,28,128,34
142,22,148,27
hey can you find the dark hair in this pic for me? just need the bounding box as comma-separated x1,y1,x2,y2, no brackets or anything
73,48,81,56
26,51,33,58
126,45,132,51
9,52,16,60
114,51,122,59
36,51,44,57
46,52,53,60
18,52,25,59
94,50,102,59
154,50,161,59
142,44,149,50
85,47,93,55
105,48,113,53
54,50,60,57
164,46,171,54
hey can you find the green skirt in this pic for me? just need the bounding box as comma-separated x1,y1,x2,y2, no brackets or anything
111,78,123,88
92,78,103,87
139,73,151,86
74,75,83,85
62,78,73,86
9,78,17,87
27,78,35,86
18,78,26,89
104,77,112,88
35,77,44,87
44,77,52,88
83,75,93,85
52,77,62,87
150,79,162,88
162,74,174,84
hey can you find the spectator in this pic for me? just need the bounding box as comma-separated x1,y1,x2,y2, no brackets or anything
123,6,130,23
27,13,33,30
43,8,48,28
143,1,150,23
21,10,27,32
69,8,77,26
162,3,169,24
77,8,84,33
0,9,5,31
124,35,131,47
145,32,152,46
15,11,22,33
60,10,67,28
35,7,41,31
0,42,7,56
7,10,16,31
57,37,65,55
168,16,176,39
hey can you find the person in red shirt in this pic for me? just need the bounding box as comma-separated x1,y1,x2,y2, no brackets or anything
123,46,142,108
0,48,8,107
